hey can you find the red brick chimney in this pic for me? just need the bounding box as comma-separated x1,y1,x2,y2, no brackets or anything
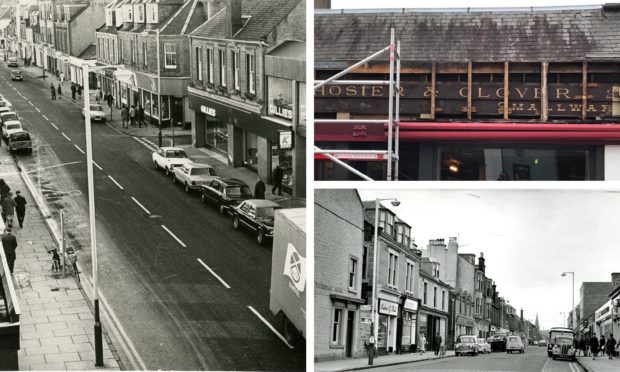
226,0,242,38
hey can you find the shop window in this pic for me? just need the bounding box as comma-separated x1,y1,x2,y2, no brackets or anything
164,43,177,69
331,308,342,345
433,287,437,307
195,47,202,81
387,250,398,288
348,257,357,291
152,93,159,118
111,39,115,63
267,76,293,121
362,246,368,280
246,53,255,94
219,49,226,87
205,119,228,154
243,132,257,167
442,291,445,311
232,51,240,90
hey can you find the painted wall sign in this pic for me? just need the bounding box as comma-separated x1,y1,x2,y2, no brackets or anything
379,299,399,316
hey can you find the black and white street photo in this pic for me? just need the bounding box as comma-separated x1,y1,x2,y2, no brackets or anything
0,0,306,370
315,188,620,372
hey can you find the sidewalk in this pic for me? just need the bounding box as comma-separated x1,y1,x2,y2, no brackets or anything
0,150,121,370
315,351,456,372
577,356,620,372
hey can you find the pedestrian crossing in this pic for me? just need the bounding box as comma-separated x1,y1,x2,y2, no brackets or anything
132,136,158,152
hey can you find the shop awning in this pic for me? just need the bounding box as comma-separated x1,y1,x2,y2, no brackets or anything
114,69,136,85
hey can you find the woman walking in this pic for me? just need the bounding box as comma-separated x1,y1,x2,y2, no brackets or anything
590,334,599,360
57,83,62,100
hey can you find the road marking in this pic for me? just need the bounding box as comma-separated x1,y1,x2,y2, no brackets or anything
42,114,49,121
92,161,103,171
196,258,231,289
28,101,34,107
247,306,294,350
130,197,151,215
51,123,59,130
569,363,579,372
161,225,187,248
35,107,41,113
61,132,71,142
107,175,124,190
73,144,85,154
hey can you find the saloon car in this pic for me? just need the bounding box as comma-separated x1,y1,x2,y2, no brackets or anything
200,178,253,213
10,69,22,81
490,335,507,352
455,335,479,356
172,163,218,192
82,103,106,122
0,111,18,124
7,57,18,68
152,147,193,175
7,131,32,154
231,199,281,245
506,336,525,354
2,120,23,140
477,337,491,354
0,100,12,113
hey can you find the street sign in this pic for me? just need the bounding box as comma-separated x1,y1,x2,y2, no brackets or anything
279,130,294,149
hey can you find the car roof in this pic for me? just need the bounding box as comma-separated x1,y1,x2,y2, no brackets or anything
11,69,20,72
243,199,281,208
160,147,185,151
9,130,29,137
1,111,17,116
218,178,249,186
187,163,212,168
4,120,21,125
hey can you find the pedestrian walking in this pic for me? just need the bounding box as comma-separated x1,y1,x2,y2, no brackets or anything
50,84,56,100
579,336,587,357
419,333,427,354
96,88,102,103
254,177,266,199
106,93,114,108
137,104,146,127
13,191,26,229
600,334,606,357
77,84,82,98
272,164,284,196
433,332,442,355
607,334,617,359
0,179,10,203
121,105,129,128
71,82,76,100
59,71,65,82
1,191,16,227
57,83,62,100
590,334,599,360
129,105,137,127
1,228,17,274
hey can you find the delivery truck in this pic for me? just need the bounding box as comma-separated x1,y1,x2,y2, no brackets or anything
269,208,306,344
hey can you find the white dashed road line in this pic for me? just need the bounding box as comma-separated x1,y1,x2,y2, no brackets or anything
73,144,85,154
196,258,231,289
161,225,187,248
247,306,294,350
130,197,151,215
51,123,59,130
61,133,71,142
28,101,34,107
92,161,103,171
42,114,49,121
35,107,41,113
107,175,124,190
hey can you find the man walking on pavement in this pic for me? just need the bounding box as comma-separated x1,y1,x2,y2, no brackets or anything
607,333,617,359
14,191,26,229
50,83,56,100
2,191,15,227
272,164,284,196
71,82,76,100
57,83,62,100
254,177,265,199
129,105,137,127
121,105,129,128
2,228,17,274
591,334,600,360
138,104,146,127
433,332,442,355
106,92,114,109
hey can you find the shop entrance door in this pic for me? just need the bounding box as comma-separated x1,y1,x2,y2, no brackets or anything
345,311,354,357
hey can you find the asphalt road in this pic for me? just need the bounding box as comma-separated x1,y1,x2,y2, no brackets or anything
357,347,583,372
0,63,305,370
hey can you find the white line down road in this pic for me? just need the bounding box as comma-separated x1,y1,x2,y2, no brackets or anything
107,175,124,190
161,225,187,248
93,161,103,171
51,123,59,130
131,197,151,215
61,133,71,142
74,144,85,154
196,258,231,289
247,306,294,350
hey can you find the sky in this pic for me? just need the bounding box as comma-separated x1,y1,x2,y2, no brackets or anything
330,0,604,9
352,188,620,331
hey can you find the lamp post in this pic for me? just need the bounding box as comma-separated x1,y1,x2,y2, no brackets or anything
561,272,575,332
369,197,400,365
82,62,124,367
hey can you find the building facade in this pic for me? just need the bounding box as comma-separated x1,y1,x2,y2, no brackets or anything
314,5,620,181
418,258,450,351
579,281,614,335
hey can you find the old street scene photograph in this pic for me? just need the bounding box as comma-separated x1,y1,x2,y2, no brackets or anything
0,0,306,371
314,0,620,181
315,188,620,372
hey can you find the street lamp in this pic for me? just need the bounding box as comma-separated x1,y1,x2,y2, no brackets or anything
369,197,400,365
561,272,575,332
82,62,124,367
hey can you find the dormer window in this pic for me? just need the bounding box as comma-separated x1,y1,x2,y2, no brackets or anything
146,4,158,23
135,5,144,23
378,210,394,236
123,5,133,22
65,8,70,22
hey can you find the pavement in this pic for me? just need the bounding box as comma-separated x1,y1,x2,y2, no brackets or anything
315,350,456,372
0,150,121,370
577,355,620,372
16,62,305,209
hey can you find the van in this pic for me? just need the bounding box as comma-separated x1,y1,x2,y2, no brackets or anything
8,131,32,154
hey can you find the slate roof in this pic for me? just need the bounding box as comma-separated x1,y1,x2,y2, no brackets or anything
191,0,301,41
315,5,620,63
160,0,210,35
96,25,119,34
78,43,96,60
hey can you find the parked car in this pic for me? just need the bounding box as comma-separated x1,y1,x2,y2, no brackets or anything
477,337,491,354
538,339,547,347
200,178,253,214
506,335,525,354
490,335,507,352
7,131,32,154
533,340,539,346
7,57,18,68
10,69,22,81
82,103,106,122
152,147,193,176
2,120,23,140
455,335,479,356
0,100,12,113
172,163,218,193
0,111,18,125
231,199,281,245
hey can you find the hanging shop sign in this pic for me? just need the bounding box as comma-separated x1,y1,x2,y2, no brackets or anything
279,130,294,150
404,299,418,312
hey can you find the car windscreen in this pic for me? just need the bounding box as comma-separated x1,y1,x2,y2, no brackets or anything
6,124,21,130
2,114,18,121
256,207,277,219
90,105,103,111
508,337,520,342
191,167,214,176
226,185,252,197
0,102,7,107
555,337,573,345
166,150,188,158
10,133,30,141
458,336,476,343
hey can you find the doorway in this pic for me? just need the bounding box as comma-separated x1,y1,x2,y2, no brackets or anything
346,311,355,357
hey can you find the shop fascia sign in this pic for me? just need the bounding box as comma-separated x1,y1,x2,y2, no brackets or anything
200,105,216,117
379,299,399,316
404,298,418,311
269,98,293,120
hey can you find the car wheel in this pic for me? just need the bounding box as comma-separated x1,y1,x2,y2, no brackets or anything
218,204,226,214
232,215,240,230
257,229,265,245
185,183,190,193
473,350,477,356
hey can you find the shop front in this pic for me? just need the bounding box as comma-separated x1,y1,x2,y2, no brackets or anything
398,297,419,353
377,298,400,355
595,300,613,338
456,315,475,338
189,87,292,184
419,306,448,352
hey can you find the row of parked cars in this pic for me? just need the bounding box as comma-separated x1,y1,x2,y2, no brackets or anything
0,95,32,154
151,147,280,245
455,334,525,356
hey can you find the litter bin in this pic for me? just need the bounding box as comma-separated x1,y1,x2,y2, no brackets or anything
0,250,21,371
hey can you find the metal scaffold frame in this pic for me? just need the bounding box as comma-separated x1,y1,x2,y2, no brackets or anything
314,28,401,181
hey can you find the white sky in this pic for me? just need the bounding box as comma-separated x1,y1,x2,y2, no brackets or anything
331,0,604,9
356,188,619,331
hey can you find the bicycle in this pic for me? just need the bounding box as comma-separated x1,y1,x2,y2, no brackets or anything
46,245,80,283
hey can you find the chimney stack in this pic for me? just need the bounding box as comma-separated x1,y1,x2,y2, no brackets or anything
478,252,485,273
226,0,242,38
520,308,524,320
